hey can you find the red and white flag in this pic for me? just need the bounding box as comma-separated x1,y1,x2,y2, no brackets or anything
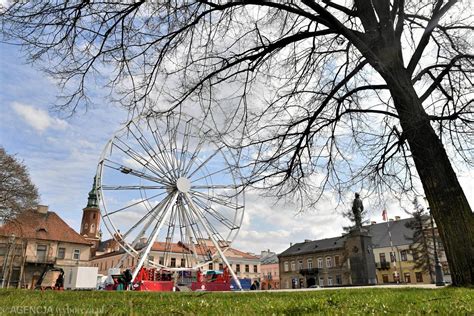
382,209,388,221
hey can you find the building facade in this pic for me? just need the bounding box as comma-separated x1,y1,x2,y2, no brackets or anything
279,237,349,289
0,205,92,288
91,239,260,282
278,217,451,288
259,250,280,290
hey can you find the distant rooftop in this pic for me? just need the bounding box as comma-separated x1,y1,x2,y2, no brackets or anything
279,217,416,257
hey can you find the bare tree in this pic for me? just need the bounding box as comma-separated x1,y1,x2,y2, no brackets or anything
0,147,39,222
1,1,473,285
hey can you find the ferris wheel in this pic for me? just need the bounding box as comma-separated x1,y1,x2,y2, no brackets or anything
95,112,245,288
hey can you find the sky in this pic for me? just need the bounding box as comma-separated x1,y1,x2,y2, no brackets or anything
1,42,473,256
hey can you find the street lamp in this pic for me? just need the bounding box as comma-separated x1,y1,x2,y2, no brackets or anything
423,197,445,286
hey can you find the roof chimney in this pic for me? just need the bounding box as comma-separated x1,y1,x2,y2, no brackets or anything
304,239,311,243
290,242,293,247
371,221,377,225
37,205,48,214
395,216,401,220
389,218,394,221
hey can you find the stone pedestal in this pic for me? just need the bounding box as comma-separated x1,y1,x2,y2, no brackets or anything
344,228,377,285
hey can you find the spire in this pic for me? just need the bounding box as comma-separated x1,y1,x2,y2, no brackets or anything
86,176,99,208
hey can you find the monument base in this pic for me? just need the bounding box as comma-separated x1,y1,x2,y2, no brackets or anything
344,228,377,285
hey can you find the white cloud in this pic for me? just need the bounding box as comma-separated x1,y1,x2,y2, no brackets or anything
12,102,68,132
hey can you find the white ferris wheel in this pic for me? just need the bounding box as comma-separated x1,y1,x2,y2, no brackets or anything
95,113,245,288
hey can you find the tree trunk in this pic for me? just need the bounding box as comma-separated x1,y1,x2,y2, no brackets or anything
380,65,474,286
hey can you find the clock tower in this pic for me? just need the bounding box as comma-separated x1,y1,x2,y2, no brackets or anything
80,177,101,251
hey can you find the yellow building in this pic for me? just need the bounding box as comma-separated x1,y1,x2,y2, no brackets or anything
371,217,450,284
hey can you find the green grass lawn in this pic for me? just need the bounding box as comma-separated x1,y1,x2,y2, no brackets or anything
0,287,472,315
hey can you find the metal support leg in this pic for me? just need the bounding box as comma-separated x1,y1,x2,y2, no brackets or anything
184,193,243,291
131,192,179,281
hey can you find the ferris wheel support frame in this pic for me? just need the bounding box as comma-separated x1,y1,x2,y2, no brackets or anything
184,192,243,291
130,191,179,281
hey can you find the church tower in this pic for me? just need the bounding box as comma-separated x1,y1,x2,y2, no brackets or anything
80,177,101,252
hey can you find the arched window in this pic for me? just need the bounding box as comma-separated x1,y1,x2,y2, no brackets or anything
90,223,95,233
84,223,88,230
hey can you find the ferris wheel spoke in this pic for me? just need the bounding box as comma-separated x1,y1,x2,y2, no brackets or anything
166,115,181,175
177,119,193,177
191,190,244,211
191,195,236,230
102,191,167,217
182,129,210,176
187,147,223,178
101,185,168,190
113,137,174,183
191,184,238,190
184,193,241,287
128,121,175,181
132,191,179,281
121,193,174,240
190,164,233,183
103,159,173,186
149,117,179,179
185,196,227,244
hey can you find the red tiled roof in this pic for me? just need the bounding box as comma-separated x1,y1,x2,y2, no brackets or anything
0,210,92,245
92,241,258,260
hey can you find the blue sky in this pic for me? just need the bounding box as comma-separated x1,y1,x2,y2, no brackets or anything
1,42,473,254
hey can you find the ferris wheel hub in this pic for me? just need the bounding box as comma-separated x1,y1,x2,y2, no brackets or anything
176,177,191,193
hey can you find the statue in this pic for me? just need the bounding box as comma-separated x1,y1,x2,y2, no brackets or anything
352,193,364,229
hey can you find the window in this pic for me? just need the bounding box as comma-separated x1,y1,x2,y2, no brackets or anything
253,265,258,273
171,258,176,267
326,257,332,268
334,256,340,267
84,223,88,230
415,272,423,283
37,245,47,262
181,258,186,267
284,261,289,272
328,277,333,286
236,264,240,273
400,250,408,261
0,243,7,256
404,272,411,283
412,251,419,261
245,264,250,273
290,261,296,271
298,260,303,270
219,263,224,271
317,258,323,269
379,253,386,263
90,223,95,233
209,263,213,270
72,249,80,260
382,274,389,283
57,247,66,259
307,259,313,269
336,275,342,285
390,252,396,262
93,213,96,219
319,277,324,287
159,257,164,265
